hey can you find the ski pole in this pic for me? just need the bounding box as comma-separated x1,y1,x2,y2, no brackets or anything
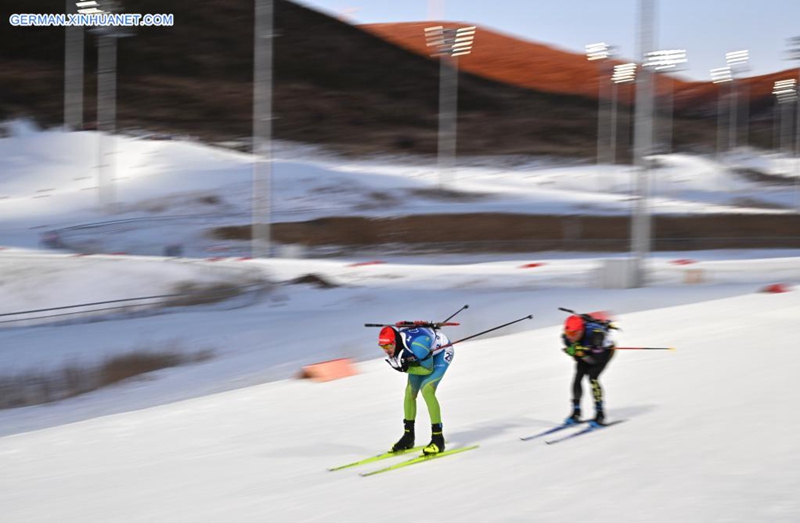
612,347,676,351
364,304,470,328
441,304,469,324
439,314,533,349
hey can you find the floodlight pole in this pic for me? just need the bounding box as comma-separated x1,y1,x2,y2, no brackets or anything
650,50,687,154
252,0,274,258
717,87,726,159
438,53,458,188
586,43,614,178
790,36,800,213
96,34,117,213
728,74,737,151
425,26,476,190
94,30,132,214
424,26,475,189
64,0,84,129
725,50,749,152
90,1,132,214
782,96,793,154
610,79,618,166
630,0,656,287
711,66,732,160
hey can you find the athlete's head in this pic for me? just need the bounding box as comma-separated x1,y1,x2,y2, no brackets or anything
378,326,399,356
564,315,585,343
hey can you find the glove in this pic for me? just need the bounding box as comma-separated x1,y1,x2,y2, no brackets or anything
564,344,585,358
386,351,418,373
386,357,407,373
401,351,419,369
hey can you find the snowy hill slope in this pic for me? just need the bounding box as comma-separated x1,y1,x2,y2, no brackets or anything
1,291,797,522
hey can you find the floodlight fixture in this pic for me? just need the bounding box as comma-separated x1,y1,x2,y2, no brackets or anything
585,42,610,61
612,63,637,83
76,1,102,14
425,25,476,57
788,36,800,60
711,66,732,83
725,49,749,67
773,79,798,103
644,49,687,71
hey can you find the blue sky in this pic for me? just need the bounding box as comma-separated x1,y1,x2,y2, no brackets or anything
296,0,800,82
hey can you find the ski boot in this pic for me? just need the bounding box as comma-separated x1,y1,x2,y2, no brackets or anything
564,402,581,425
589,402,605,428
391,419,415,452
422,423,445,455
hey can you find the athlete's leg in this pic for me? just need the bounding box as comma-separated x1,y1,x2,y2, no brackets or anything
404,376,421,420
572,360,589,404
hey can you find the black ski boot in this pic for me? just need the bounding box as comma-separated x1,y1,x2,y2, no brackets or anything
565,402,581,425
591,402,605,427
423,423,445,455
391,419,415,452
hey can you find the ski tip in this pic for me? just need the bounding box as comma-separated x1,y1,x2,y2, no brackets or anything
669,347,677,351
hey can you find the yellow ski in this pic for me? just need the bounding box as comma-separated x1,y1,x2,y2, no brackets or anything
328,446,425,471
360,445,479,477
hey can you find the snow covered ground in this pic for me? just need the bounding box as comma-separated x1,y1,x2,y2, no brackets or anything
0,123,798,522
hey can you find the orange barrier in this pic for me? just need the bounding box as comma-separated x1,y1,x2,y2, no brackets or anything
670,259,697,265
299,358,358,382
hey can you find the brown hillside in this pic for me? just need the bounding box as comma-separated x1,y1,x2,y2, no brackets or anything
361,22,800,112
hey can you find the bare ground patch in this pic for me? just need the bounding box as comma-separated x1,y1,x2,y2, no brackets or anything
209,213,800,251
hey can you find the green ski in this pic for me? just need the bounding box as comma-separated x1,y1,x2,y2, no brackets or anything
328,446,425,471
360,445,480,477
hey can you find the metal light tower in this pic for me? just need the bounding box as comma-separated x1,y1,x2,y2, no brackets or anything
610,63,636,167
630,0,656,287
644,49,687,154
424,25,476,189
586,43,614,170
64,1,84,129
252,0,274,258
725,50,749,151
772,79,797,155
788,36,800,212
89,0,132,214
711,66,732,159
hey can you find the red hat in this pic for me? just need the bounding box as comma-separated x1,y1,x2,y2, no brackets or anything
564,315,584,342
378,326,397,351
